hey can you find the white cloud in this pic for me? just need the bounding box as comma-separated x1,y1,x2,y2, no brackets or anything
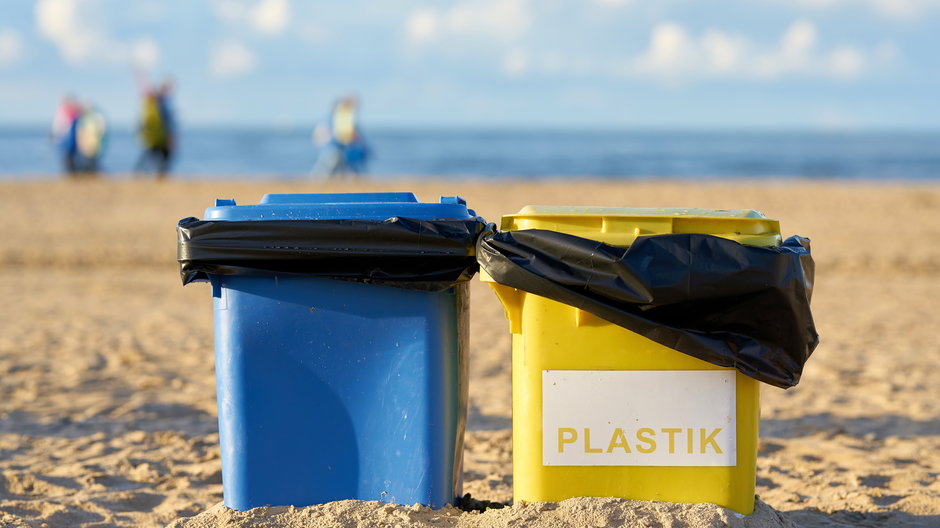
450,0,530,40
131,37,160,71
212,0,291,35
405,0,532,79
0,28,24,67
795,0,940,19
633,22,695,78
594,0,634,6
629,19,888,82
502,48,529,77
406,9,439,44
701,29,746,74
750,19,818,78
35,0,160,68
633,23,757,81
210,41,257,79
253,0,290,34
780,19,816,60
36,0,104,64
405,0,530,46
827,45,865,78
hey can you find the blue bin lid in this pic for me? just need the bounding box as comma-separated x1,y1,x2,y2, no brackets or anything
204,192,474,221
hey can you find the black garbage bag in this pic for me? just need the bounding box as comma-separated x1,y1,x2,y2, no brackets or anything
177,216,493,292
477,230,818,388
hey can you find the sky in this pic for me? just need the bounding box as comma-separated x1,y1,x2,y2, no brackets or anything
0,0,939,130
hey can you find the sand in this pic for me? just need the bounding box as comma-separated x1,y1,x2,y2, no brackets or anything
1,178,938,527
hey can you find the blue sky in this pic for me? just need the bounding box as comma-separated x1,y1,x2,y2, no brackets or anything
0,0,938,129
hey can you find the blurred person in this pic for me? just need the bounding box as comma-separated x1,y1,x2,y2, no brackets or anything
73,102,108,175
135,75,176,179
312,94,369,179
50,94,81,173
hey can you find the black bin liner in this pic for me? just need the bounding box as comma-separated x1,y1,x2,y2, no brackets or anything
477,230,818,388
177,216,492,292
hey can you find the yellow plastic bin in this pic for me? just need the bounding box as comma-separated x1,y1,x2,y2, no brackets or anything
482,206,785,515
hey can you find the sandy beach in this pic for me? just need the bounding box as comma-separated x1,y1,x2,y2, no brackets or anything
1,178,938,527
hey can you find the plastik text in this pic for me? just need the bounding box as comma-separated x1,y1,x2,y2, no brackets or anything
556,427,724,455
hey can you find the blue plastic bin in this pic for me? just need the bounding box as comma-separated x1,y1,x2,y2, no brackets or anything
202,192,471,510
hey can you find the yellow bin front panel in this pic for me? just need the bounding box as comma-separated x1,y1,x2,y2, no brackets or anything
485,207,781,515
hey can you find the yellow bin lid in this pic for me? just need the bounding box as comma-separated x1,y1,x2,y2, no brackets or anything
499,206,782,247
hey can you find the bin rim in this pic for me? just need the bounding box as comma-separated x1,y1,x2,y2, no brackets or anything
203,193,475,222
498,206,781,248
506,205,771,219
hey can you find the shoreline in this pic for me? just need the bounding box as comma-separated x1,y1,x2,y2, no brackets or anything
4,173,940,186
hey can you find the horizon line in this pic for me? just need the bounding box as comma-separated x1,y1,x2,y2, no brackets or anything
2,122,940,135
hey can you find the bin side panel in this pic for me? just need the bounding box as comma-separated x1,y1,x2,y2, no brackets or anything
214,275,465,510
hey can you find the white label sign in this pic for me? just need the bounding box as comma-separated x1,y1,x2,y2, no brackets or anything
542,370,736,467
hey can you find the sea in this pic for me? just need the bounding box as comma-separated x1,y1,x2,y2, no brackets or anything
1,126,939,181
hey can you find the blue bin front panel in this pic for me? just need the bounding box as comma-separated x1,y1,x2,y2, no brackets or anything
213,275,467,510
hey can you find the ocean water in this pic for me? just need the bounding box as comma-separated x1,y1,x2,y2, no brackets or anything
1,126,939,181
